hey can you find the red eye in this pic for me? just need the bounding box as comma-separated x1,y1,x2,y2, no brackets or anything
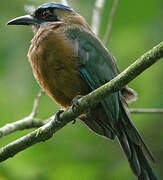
42,10,51,19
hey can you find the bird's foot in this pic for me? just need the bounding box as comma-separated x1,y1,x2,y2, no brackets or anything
71,95,83,112
71,95,83,124
54,109,64,124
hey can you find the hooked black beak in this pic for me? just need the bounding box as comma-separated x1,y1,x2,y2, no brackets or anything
7,15,39,26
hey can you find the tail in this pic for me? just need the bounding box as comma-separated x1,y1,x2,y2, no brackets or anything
79,102,157,179
117,102,157,180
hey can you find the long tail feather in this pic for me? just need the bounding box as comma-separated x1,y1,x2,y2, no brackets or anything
117,102,157,180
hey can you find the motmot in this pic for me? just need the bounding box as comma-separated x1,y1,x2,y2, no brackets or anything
7,3,157,179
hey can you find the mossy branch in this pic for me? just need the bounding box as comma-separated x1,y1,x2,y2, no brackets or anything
0,41,163,162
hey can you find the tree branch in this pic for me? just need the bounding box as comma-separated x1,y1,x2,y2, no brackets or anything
1,107,162,140
91,0,105,35
0,42,162,162
104,0,119,45
130,108,163,114
0,117,48,138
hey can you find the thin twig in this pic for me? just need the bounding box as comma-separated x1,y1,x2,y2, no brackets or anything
0,90,45,138
104,0,119,45
0,41,162,162
91,0,105,35
130,108,163,114
30,90,45,117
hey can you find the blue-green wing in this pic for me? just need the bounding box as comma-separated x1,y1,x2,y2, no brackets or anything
65,28,119,134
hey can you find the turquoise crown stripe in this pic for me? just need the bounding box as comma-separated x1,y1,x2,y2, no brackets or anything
39,3,76,13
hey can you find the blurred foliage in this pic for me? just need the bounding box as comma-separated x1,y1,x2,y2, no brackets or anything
0,0,163,179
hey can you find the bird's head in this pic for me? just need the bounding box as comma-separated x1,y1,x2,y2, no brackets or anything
7,3,88,33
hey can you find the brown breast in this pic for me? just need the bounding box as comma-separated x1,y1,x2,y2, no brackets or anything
28,22,87,108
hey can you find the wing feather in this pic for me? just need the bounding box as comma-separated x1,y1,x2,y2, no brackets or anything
65,28,119,127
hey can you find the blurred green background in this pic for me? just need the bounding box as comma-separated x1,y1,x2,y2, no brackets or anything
0,0,163,179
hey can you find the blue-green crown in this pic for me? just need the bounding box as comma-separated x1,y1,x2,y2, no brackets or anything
39,3,76,13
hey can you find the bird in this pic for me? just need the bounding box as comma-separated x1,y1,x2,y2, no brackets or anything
7,3,157,179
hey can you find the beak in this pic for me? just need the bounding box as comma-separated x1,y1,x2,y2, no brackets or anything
7,15,39,26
